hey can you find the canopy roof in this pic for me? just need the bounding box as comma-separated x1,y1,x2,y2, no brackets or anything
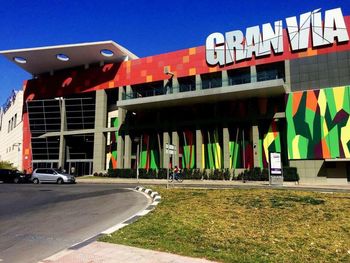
0,40,138,75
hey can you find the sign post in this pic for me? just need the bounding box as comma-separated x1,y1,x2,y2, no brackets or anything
165,143,176,189
269,152,283,185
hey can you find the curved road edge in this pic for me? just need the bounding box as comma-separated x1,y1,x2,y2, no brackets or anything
41,186,161,262
101,186,161,235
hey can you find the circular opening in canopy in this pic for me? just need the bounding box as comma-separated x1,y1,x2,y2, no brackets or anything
13,57,27,64
56,53,70,61
100,49,114,57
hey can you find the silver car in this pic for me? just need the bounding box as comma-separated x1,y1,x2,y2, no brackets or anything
31,168,76,184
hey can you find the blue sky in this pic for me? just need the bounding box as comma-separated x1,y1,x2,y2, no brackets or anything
0,0,349,105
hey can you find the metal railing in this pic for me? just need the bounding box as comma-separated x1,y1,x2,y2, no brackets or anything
123,84,196,100
122,70,284,100
256,69,283,82
228,74,251,85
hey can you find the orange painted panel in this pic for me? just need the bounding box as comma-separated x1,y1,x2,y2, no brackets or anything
292,92,304,117
306,91,318,112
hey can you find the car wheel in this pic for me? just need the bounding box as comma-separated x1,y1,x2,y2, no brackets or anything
14,178,20,184
33,178,39,184
57,178,64,184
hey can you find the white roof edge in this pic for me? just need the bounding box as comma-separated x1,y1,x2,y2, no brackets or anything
0,40,139,59
112,41,139,60
325,158,350,162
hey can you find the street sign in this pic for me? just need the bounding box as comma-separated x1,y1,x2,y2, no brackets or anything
270,152,282,175
165,143,176,189
165,143,176,155
269,152,283,185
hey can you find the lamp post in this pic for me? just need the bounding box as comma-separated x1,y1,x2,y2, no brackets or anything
131,111,140,182
134,137,140,182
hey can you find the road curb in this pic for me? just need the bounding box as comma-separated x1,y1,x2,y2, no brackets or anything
100,186,161,235
40,186,161,262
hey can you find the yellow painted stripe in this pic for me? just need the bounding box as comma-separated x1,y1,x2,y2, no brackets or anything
292,135,301,159
333,86,345,112
202,144,205,169
318,89,327,117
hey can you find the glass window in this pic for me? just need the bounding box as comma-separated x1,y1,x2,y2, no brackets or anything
46,169,55,174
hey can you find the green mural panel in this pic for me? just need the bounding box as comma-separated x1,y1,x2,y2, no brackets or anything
324,88,337,120
182,145,195,169
297,136,309,159
305,108,315,140
287,86,350,159
204,129,222,169
139,135,159,169
140,150,148,168
229,141,241,169
206,143,215,169
327,126,340,158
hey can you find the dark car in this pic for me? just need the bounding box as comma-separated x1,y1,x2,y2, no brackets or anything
0,169,31,183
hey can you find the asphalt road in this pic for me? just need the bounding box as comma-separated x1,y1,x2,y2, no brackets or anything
0,183,150,263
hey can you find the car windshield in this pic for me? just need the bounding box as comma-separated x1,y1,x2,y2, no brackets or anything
53,169,67,174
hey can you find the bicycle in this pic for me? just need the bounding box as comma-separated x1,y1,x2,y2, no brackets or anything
168,171,184,183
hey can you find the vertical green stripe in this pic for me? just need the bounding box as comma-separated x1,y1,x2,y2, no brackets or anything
325,88,337,120
328,126,339,158
286,94,296,159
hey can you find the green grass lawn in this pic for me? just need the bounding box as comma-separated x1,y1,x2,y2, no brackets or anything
100,187,350,263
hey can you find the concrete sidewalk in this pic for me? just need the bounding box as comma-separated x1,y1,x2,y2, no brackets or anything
40,241,216,263
77,176,350,191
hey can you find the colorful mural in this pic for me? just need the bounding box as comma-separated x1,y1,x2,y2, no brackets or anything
229,141,241,169
286,86,350,159
205,129,222,169
229,140,253,169
108,117,118,169
260,120,281,167
181,130,195,169
139,134,160,169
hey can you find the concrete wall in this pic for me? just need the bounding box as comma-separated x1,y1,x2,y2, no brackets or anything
93,90,107,172
290,159,349,185
290,51,350,91
0,91,23,170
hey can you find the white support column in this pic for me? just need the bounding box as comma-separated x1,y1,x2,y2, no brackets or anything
116,105,126,168
93,90,107,173
195,74,201,91
124,134,132,168
222,70,229,87
252,125,260,168
172,131,179,167
58,98,66,168
284,60,291,92
163,132,170,168
223,127,230,169
251,65,257,82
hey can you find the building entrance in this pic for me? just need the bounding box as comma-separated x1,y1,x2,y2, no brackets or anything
67,161,92,176
32,161,58,170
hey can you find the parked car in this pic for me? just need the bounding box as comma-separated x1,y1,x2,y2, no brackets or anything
31,168,76,184
0,169,31,183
